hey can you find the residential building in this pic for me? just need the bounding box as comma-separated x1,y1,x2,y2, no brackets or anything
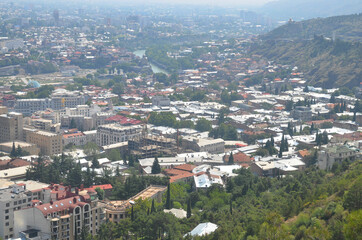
0,112,23,143
96,124,142,146
152,96,170,107
182,137,225,154
0,183,44,240
25,129,62,156
14,188,105,239
291,106,312,121
317,144,358,170
14,99,52,116
63,132,86,146
104,185,166,223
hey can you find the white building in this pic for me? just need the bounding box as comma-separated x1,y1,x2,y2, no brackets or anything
96,124,142,146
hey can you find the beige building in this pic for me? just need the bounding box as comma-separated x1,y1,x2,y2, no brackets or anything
105,185,166,223
0,112,23,143
182,137,225,154
24,129,62,156
0,141,40,155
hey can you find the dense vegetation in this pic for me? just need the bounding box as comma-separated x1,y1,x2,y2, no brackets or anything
263,14,362,42
86,160,361,240
250,35,362,87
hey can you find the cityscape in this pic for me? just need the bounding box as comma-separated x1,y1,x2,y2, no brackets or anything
0,0,361,239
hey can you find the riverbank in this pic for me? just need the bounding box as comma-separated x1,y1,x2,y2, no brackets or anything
133,50,169,75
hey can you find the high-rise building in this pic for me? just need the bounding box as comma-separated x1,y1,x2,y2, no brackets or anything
0,112,23,143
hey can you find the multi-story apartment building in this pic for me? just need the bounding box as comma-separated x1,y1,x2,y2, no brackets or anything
14,191,104,240
94,112,113,127
13,91,87,116
0,112,23,143
24,129,62,156
0,184,45,239
317,144,358,170
51,91,86,110
96,124,142,146
63,132,86,146
14,99,53,116
182,137,225,154
291,106,312,122
0,183,104,240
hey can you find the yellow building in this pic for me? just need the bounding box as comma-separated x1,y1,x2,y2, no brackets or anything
0,112,23,143
25,129,62,156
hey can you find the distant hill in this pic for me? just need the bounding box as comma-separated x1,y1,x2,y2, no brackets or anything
259,0,362,21
263,14,362,42
249,36,362,88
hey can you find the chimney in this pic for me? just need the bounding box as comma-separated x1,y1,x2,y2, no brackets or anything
50,200,53,205
73,197,77,204
75,187,79,195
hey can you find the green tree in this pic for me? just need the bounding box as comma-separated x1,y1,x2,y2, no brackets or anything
10,142,16,158
187,198,192,218
151,157,161,174
228,152,234,165
151,199,156,213
165,183,171,210
108,149,121,162
95,187,105,200
195,118,212,132
344,210,362,240
343,176,362,211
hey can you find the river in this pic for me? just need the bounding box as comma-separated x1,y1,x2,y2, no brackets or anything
133,50,169,75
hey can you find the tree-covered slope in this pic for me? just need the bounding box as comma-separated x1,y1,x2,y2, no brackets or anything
249,36,362,87
89,160,361,240
259,0,362,21
263,14,362,42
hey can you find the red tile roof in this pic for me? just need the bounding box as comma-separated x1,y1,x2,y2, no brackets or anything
174,164,196,173
87,184,113,190
105,115,141,125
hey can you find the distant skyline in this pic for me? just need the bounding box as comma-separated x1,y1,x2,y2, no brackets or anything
80,0,276,7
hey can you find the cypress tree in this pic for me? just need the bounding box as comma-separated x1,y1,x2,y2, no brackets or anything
284,139,289,151
10,142,16,157
271,136,274,146
151,157,161,174
147,208,150,216
151,199,155,213
165,183,171,209
187,198,192,218
278,147,283,158
229,199,233,215
131,205,134,221
228,152,234,165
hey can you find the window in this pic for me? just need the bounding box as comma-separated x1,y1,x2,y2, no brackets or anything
5,209,9,214
9,228,13,232
5,215,9,220
5,222,9,226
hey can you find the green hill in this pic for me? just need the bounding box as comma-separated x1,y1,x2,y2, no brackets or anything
249,35,362,87
263,14,362,42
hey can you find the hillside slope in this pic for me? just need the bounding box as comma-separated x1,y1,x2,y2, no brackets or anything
259,0,362,21
249,36,362,88
263,14,362,42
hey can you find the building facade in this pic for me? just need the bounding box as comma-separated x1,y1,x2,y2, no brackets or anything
96,124,142,146
0,112,23,143
25,129,63,156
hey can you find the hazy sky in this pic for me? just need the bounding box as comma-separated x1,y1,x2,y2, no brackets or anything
82,0,276,7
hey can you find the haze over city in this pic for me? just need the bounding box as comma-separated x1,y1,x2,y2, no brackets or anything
0,0,360,239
